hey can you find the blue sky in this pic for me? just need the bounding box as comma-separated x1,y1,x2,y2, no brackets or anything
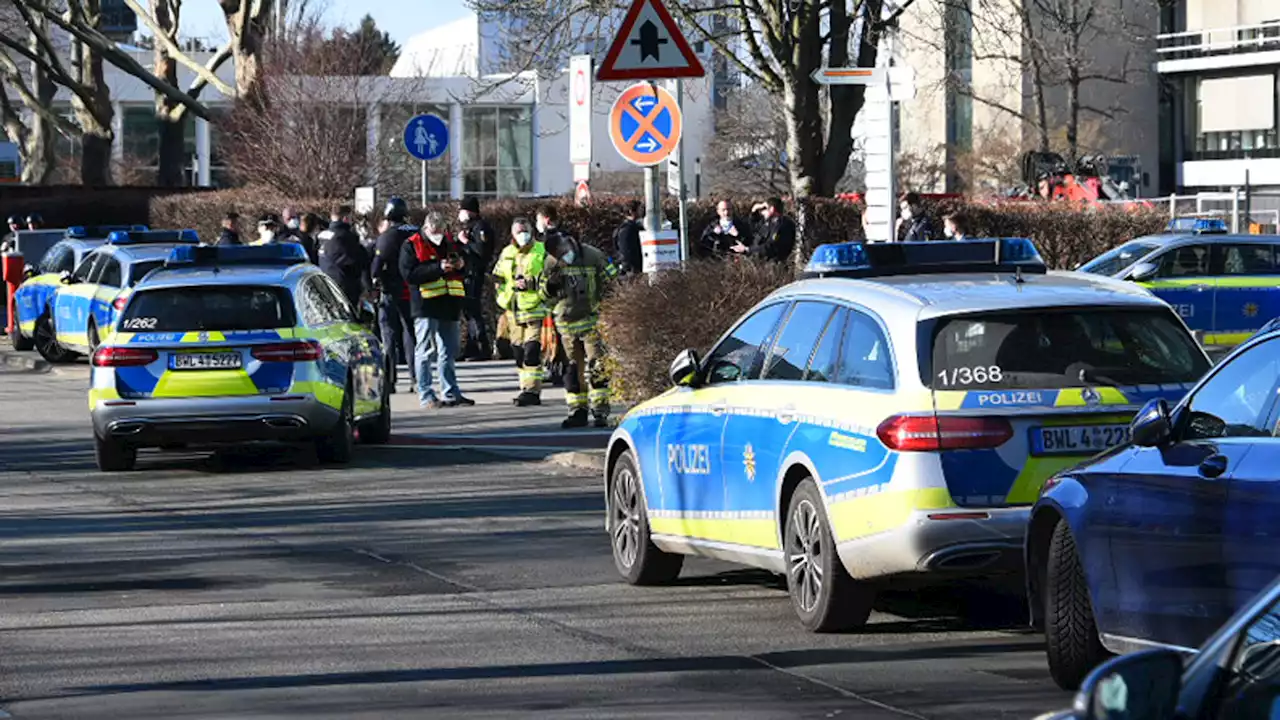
179,0,470,45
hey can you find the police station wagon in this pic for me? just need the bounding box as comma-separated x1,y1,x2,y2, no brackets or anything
604,239,1211,632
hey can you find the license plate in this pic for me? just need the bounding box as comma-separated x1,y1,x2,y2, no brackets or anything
1031,424,1130,455
171,352,242,370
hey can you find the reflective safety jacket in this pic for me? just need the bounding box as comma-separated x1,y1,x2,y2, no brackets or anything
399,231,466,320
494,241,548,324
541,240,611,335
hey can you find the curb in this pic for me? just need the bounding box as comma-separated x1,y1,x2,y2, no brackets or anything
545,450,607,473
0,349,51,374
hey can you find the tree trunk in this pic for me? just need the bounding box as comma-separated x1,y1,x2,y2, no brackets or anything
819,0,882,196
154,0,186,186
223,0,272,108
73,36,115,186
1022,5,1051,152
19,14,58,184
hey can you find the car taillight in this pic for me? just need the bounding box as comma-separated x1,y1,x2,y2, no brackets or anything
112,296,128,311
876,415,1013,452
251,341,323,362
91,346,157,367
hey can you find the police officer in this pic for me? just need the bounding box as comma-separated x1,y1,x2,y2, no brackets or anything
216,212,242,246
493,216,547,406
251,214,281,245
25,212,43,231
372,197,418,393
1,214,21,254
456,196,494,361
317,204,371,309
537,205,613,428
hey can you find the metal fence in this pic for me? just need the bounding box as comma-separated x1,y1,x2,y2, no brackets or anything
1151,191,1280,234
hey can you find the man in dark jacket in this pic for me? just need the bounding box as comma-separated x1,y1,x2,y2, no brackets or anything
897,192,935,242
700,199,750,259
611,200,644,274
317,204,371,309
754,197,796,263
295,213,320,263
456,196,494,361
399,211,474,409
372,197,417,392
215,212,241,246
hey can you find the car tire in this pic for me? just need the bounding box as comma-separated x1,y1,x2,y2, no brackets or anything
316,384,354,464
609,449,683,585
785,478,874,632
358,375,392,445
35,310,75,363
94,434,136,472
87,318,100,352
10,321,33,351
1045,519,1110,690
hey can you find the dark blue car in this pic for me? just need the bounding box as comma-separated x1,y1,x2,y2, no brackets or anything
1027,327,1280,690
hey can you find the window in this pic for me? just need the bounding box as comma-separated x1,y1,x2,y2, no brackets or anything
1183,337,1280,440
805,308,847,383
121,104,196,183
121,286,296,332
1218,244,1279,275
97,257,122,288
462,106,533,197
72,253,99,282
836,312,894,389
704,303,787,384
126,261,163,286
40,243,74,275
763,301,835,381
929,309,1208,390
1079,241,1161,276
1156,245,1211,278
1211,594,1280,720
315,276,355,322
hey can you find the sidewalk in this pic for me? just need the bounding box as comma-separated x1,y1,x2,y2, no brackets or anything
386,360,613,471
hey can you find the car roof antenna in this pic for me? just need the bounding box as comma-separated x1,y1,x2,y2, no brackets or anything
1015,265,1025,284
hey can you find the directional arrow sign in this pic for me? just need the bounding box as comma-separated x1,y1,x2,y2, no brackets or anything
810,67,885,86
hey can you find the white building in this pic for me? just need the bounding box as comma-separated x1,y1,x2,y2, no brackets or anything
1155,0,1280,191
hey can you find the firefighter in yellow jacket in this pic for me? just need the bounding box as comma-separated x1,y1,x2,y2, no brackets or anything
493,216,548,407
537,205,612,428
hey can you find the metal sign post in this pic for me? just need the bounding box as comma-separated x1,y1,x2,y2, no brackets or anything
673,78,689,262
404,113,449,207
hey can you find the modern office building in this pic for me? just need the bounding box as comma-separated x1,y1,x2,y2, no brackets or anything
1156,0,1280,191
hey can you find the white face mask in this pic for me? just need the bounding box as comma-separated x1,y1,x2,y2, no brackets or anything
561,250,576,265
536,217,548,234
259,229,276,242
458,211,470,224
287,218,299,229
426,232,444,245
900,206,913,221
515,231,532,247
944,225,955,238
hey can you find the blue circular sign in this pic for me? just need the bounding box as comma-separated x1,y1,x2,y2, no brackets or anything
404,114,448,161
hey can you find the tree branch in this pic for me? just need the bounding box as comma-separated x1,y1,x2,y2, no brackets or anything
121,0,236,96
0,53,81,138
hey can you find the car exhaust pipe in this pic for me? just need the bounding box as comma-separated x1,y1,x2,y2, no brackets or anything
110,423,144,436
263,417,303,429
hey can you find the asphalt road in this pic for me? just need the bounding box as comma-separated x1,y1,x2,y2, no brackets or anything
0,360,1070,719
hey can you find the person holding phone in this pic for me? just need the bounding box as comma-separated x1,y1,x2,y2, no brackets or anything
699,199,751,259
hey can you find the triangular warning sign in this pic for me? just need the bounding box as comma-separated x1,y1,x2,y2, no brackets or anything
596,0,706,81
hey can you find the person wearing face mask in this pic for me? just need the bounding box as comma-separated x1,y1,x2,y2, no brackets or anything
752,197,795,262
699,199,750,259
896,192,935,242
942,212,968,242
493,217,548,406
372,197,418,393
538,207,613,428
455,196,494,362
318,204,371,309
400,211,474,409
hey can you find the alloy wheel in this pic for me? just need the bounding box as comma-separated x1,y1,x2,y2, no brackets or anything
611,465,641,569
788,498,824,614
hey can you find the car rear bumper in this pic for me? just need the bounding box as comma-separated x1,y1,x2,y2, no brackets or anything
836,506,1029,580
91,394,339,447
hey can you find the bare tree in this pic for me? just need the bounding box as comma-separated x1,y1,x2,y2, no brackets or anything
0,4,67,183
221,11,385,196
706,85,790,197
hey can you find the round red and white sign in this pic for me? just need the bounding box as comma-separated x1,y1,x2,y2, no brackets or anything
573,69,588,106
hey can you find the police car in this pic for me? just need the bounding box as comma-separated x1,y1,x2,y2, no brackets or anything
14,230,200,361
89,244,389,472
1077,220,1280,350
604,239,1210,632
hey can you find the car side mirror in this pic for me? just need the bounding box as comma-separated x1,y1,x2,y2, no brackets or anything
23,265,36,279
1077,648,1183,720
669,349,701,388
1131,398,1173,448
59,270,75,284
1127,262,1158,282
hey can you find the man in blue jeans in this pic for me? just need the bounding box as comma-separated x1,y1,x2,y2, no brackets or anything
398,211,475,409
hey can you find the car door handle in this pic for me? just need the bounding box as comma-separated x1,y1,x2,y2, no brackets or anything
777,405,796,424
1199,454,1228,479
710,403,726,417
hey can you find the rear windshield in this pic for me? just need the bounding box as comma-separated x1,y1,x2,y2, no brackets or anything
929,308,1208,390
1077,241,1160,276
120,286,296,332
126,261,164,286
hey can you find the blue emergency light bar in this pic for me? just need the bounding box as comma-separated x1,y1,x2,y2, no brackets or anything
107,229,200,245
66,224,148,239
164,243,308,268
803,238,1046,278
1165,217,1228,234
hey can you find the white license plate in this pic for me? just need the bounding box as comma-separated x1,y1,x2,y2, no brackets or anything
1032,424,1130,455
172,352,242,370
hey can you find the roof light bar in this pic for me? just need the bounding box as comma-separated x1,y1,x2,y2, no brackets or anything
107,229,199,245
803,238,1046,278
164,243,308,268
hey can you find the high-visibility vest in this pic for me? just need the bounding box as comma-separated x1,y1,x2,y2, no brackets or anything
408,232,466,300
495,242,547,324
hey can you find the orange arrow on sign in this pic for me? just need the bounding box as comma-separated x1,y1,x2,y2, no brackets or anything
810,67,885,85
